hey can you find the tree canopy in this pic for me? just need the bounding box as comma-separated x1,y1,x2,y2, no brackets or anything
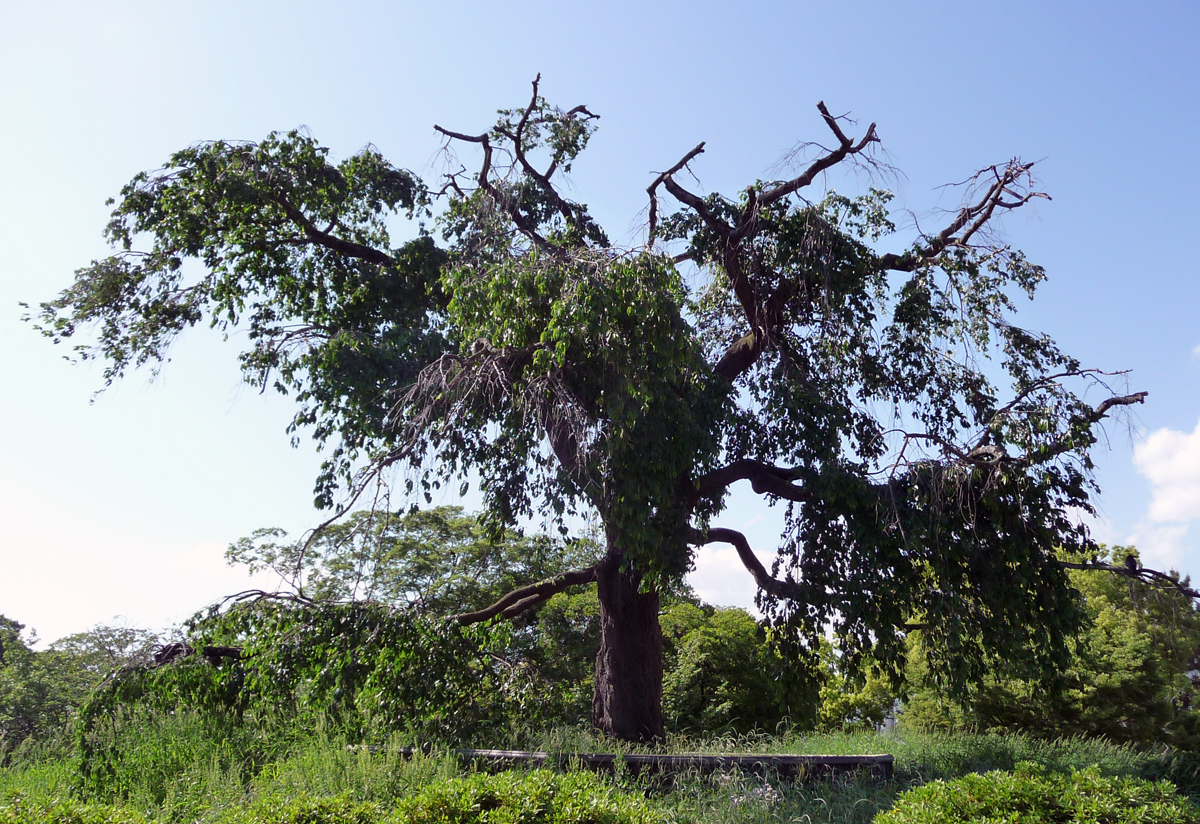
33,77,1179,740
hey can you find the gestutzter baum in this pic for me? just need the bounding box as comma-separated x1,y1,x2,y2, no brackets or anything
35,78,1184,741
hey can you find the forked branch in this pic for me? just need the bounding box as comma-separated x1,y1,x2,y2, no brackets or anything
646,142,706,242
650,102,879,383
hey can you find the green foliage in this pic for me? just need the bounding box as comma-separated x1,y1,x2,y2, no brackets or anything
224,794,382,824
388,770,666,824
225,506,607,727
0,794,151,824
0,617,154,757
1,769,669,824
902,545,1200,748
227,506,601,614
73,600,547,795
815,640,897,734
661,605,811,734
5,725,1200,824
875,762,1200,824
32,89,1150,724
71,706,263,817
0,616,55,756
28,129,446,510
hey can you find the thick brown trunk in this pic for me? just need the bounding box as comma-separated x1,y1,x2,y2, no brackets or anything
592,552,665,742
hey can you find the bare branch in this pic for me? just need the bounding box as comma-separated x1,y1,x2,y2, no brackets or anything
880,159,1050,272
435,114,553,251
646,142,706,243
501,74,584,232
689,527,802,600
689,459,810,505
1059,560,1200,603
654,102,881,383
751,102,879,213
451,564,599,625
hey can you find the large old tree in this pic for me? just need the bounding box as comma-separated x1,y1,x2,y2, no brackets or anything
36,79,1175,741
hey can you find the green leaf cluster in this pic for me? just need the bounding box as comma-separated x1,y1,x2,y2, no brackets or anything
901,546,1200,748
0,770,670,824
876,762,1200,824
0,617,160,759
72,600,538,792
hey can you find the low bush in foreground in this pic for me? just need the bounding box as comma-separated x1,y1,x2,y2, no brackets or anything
877,762,1200,824
0,771,668,824
2,725,1198,823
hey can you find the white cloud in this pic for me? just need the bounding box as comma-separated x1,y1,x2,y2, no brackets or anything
1129,419,1200,571
1193,342,1200,359
687,544,774,614
1125,522,1191,570
1134,420,1200,524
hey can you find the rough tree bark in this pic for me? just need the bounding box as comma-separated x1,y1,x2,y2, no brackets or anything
591,551,664,742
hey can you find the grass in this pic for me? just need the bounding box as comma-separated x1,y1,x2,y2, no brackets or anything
1,716,1197,823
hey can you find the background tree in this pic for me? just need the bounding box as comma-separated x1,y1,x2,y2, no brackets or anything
227,506,807,733
32,78,1167,741
902,546,1200,748
0,616,158,757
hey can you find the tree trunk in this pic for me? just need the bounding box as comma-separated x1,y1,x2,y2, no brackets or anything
592,552,665,742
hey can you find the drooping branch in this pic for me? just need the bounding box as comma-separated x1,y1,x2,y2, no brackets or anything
689,459,810,506
1059,560,1200,604
689,527,803,600
451,564,599,625
874,382,1148,480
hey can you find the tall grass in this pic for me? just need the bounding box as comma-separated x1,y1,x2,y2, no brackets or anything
2,711,1196,823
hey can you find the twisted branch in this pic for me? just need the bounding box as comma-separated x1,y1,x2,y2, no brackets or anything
689,526,803,600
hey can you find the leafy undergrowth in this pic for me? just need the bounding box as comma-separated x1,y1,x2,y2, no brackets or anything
0,771,666,824
2,723,1198,823
877,762,1200,824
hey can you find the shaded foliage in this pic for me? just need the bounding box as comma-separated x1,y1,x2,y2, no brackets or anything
902,545,1200,748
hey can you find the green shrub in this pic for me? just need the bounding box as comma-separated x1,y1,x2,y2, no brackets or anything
390,770,668,824
876,762,1200,824
0,793,150,824
222,793,384,824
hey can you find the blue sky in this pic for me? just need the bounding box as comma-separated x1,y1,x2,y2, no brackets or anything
1,0,1197,642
